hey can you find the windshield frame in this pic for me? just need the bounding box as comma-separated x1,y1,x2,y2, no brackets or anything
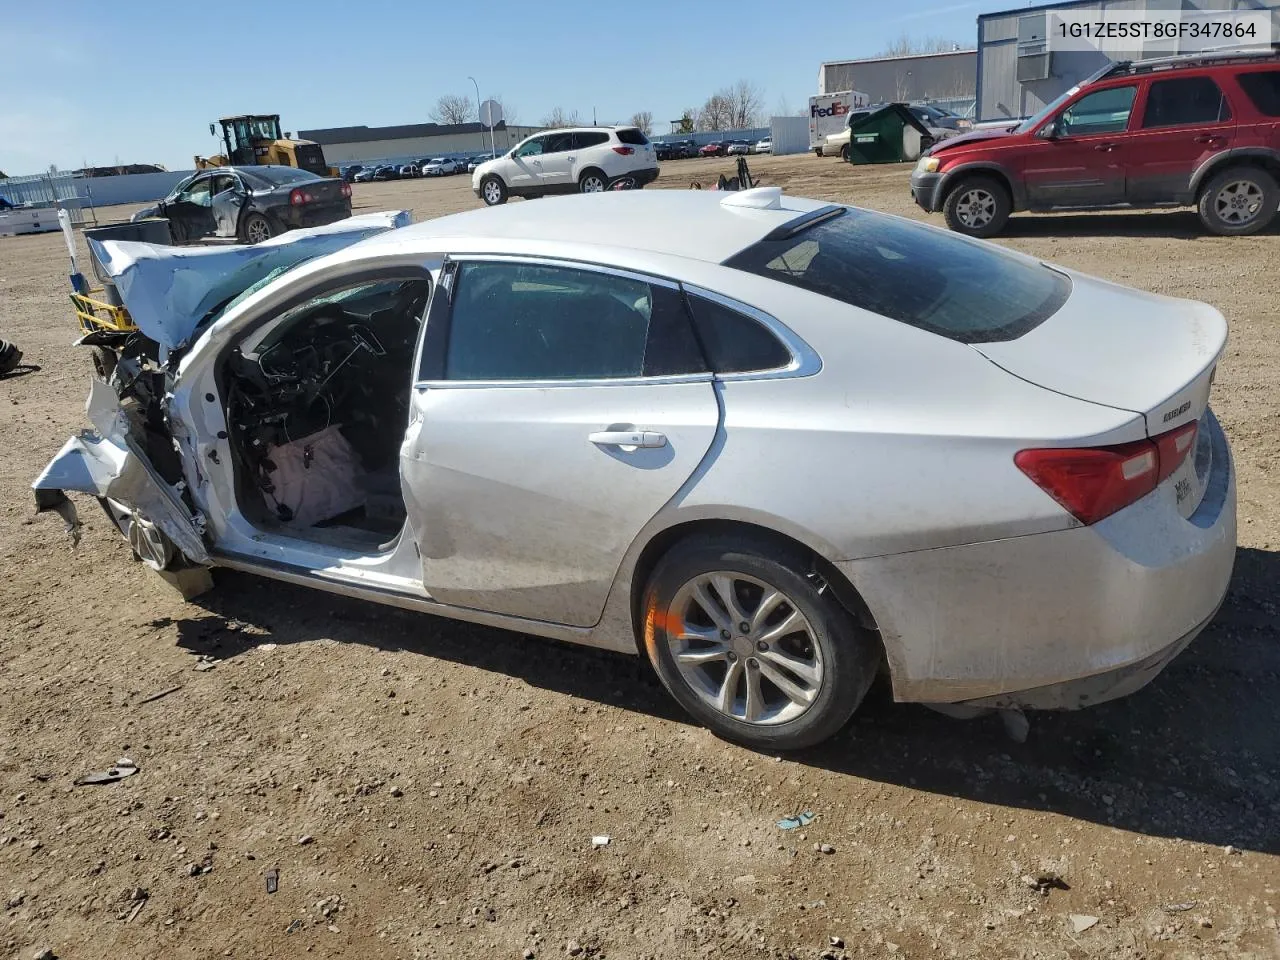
1012,63,1119,135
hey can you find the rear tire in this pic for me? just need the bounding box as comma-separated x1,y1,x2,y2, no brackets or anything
578,169,607,194
943,175,1011,238
480,175,507,206
641,534,880,752
838,144,849,162
240,212,274,244
1197,166,1278,236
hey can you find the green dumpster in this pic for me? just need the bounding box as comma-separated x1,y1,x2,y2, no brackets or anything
845,103,935,165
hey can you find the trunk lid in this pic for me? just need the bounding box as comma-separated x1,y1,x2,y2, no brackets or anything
973,270,1227,437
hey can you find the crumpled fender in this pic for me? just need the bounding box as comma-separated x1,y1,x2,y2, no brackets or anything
31,380,209,563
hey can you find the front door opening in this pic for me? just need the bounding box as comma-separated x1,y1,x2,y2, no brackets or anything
222,276,431,551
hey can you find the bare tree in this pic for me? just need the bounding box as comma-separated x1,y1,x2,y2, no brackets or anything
878,33,965,57
628,111,653,135
431,94,477,126
697,92,735,131
728,80,764,128
541,106,583,128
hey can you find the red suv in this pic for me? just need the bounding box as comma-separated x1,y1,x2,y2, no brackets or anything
911,50,1280,237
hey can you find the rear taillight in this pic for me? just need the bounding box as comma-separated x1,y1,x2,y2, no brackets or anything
1015,420,1199,525
340,182,352,198
612,146,635,155
289,188,314,206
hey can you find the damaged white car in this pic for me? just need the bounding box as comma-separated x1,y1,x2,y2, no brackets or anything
34,189,1236,750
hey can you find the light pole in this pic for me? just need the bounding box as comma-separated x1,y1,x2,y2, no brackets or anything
468,76,484,154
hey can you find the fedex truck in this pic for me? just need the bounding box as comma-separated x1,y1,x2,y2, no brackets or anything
809,91,870,152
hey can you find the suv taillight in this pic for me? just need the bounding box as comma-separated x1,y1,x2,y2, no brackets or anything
612,146,635,155
1014,421,1198,525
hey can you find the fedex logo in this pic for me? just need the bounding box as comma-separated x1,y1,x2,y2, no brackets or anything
811,101,849,118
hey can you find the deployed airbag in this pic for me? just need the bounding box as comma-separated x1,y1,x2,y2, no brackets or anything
88,210,412,351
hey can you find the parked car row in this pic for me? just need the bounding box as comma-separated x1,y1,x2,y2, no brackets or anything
655,138,771,160
343,156,493,182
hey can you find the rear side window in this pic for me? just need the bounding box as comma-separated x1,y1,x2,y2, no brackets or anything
685,295,792,373
1142,76,1231,127
616,128,650,145
573,131,609,149
724,209,1070,344
1237,70,1280,117
444,262,703,381
542,132,575,153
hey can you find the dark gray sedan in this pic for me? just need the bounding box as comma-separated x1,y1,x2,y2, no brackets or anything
132,165,352,244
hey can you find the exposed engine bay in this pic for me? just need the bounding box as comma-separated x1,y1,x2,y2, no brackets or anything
222,277,430,543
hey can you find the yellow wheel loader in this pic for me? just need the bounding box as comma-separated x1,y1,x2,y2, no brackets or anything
195,115,337,177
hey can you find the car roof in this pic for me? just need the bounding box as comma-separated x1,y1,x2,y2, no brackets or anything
359,190,831,265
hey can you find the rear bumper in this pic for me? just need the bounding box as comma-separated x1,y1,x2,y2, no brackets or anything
837,409,1236,707
910,170,943,212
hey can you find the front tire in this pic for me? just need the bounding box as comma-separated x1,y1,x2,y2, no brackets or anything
642,534,880,751
480,175,508,206
942,175,1011,238
838,144,849,162
240,212,274,244
578,169,607,194
98,498,178,572
1197,166,1278,236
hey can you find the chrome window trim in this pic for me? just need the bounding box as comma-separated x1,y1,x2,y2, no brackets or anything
681,283,823,382
415,254,701,390
442,253,682,290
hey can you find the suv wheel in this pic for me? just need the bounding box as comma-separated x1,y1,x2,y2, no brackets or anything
943,175,1011,238
480,175,508,206
1198,167,1278,236
641,534,880,751
578,169,608,194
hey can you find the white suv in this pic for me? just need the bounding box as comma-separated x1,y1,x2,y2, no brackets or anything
472,126,658,205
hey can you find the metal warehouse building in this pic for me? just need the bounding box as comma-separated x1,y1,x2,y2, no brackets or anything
818,50,978,113
976,0,1280,121
298,121,545,164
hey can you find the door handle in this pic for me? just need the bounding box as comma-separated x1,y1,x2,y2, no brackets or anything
588,430,667,449
567,155,576,161
1193,134,1222,145
1093,143,1116,152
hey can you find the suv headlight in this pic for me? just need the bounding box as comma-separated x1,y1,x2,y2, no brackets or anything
917,156,940,173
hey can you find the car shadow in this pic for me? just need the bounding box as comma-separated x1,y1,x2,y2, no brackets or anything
1002,209,1280,239
170,546,1280,854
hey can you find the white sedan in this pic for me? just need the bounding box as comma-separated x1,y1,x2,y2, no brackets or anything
421,158,457,176
34,190,1234,751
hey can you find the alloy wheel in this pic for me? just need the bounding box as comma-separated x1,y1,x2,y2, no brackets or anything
483,180,503,204
955,188,996,228
1214,179,1264,225
105,498,174,571
580,174,606,193
245,217,270,244
664,571,824,725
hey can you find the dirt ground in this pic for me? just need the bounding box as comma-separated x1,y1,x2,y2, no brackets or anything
1,154,1277,960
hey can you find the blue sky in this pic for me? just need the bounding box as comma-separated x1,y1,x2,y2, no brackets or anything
0,0,988,175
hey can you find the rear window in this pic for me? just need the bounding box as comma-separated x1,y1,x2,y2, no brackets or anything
616,128,650,145
1237,70,1280,117
724,209,1070,344
242,166,323,187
